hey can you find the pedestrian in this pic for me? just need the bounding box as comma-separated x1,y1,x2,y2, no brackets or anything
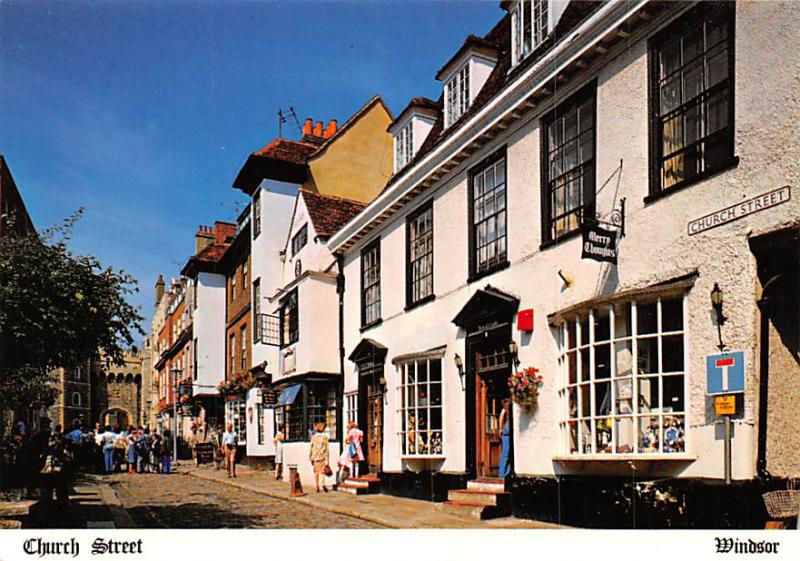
161,429,173,474
126,427,137,474
308,422,331,493
497,398,512,478
273,425,284,480
113,426,126,472
221,423,238,478
150,432,162,473
136,428,150,473
39,424,71,508
210,424,223,471
100,425,115,474
345,421,365,478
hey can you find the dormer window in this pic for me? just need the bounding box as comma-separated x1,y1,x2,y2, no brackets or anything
394,122,414,171
445,63,470,127
511,0,549,67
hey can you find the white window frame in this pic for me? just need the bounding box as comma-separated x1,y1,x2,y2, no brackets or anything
345,391,359,425
225,399,247,445
444,63,470,128
396,355,445,459
511,0,549,67
557,294,689,458
394,121,414,172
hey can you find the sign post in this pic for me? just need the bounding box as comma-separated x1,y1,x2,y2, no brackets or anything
706,351,745,485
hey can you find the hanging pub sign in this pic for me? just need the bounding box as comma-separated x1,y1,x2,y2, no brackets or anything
262,389,277,406
582,224,619,264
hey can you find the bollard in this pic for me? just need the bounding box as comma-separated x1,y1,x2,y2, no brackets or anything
288,464,305,497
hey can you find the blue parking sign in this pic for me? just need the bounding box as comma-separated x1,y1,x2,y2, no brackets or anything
706,351,745,395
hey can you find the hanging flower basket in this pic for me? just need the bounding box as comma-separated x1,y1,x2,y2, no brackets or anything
508,366,544,411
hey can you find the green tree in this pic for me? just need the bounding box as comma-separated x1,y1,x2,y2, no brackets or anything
0,210,144,424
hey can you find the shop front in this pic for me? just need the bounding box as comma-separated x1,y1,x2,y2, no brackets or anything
348,339,388,475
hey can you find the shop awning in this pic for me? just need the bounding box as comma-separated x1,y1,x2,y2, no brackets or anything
277,384,302,406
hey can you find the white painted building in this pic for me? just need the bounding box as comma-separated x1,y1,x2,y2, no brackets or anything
329,0,800,526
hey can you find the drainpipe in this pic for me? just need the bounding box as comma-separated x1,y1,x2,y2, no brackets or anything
335,253,345,445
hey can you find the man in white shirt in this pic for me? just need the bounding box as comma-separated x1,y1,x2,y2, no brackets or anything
221,423,238,478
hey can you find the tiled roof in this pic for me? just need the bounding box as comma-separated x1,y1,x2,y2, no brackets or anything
301,189,367,238
180,242,230,277
384,1,604,193
435,34,500,80
253,138,318,165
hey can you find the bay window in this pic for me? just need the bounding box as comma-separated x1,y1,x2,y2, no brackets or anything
275,381,338,443
397,357,444,457
445,63,470,127
558,295,687,456
280,290,298,347
649,2,735,196
511,0,549,66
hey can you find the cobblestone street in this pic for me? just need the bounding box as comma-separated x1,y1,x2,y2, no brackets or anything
105,472,381,529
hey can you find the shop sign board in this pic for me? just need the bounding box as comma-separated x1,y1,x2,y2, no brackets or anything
706,351,745,395
688,185,791,236
581,224,618,264
714,395,736,415
262,389,277,406
195,442,214,465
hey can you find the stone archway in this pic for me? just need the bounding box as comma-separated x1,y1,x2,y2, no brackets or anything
101,408,131,430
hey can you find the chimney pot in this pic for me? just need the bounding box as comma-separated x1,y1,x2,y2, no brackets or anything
313,120,323,136
303,118,313,136
324,119,338,139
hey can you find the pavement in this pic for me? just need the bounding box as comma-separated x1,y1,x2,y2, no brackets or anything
184,463,564,529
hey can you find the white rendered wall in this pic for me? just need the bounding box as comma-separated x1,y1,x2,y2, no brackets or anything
278,441,341,488
245,388,275,457
250,180,299,372
341,2,800,481
193,272,226,395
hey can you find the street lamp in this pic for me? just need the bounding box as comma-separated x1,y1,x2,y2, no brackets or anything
710,283,727,351
170,366,181,469
454,353,465,390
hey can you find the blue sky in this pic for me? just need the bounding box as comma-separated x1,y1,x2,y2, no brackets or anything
0,0,500,334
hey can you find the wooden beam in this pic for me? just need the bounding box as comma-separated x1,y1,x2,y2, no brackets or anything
576,59,588,69
638,10,653,21
617,28,630,39
595,43,608,54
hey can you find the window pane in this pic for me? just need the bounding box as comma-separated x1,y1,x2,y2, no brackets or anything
614,378,633,415
580,384,591,417
637,376,660,413
660,39,681,78
595,381,611,416
614,341,633,378
594,309,610,342
706,46,728,87
614,303,632,338
639,415,661,453
568,387,578,419
660,76,682,115
615,417,634,454
595,343,611,379
663,415,685,453
580,348,590,382
663,375,685,412
637,302,658,334
637,337,658,374
661,297,683,331
567,350,577,385
662,335,684,373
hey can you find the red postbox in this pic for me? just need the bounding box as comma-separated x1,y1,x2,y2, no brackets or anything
517,309,534,332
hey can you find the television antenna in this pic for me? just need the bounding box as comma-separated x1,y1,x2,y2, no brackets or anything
278,107,302,138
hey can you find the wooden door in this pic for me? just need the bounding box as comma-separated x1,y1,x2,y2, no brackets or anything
474,344,510,477
366,382,383,473
476,375,506,477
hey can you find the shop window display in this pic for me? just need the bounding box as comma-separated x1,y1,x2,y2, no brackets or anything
558,295,687,455
397,357,444,456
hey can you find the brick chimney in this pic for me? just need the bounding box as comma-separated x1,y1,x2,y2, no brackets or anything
324,119,338,139
213,221,236,244
155,274,165,305
303,118,313,136
313,120,323,136
195,225,214,254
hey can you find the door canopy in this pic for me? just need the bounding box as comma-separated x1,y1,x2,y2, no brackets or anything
452,285,520,330
348,338,388,364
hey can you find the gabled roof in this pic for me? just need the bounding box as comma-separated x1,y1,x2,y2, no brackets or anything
388,97,441,132
301,189,367,239
180,243,229,277
435,34,500,81
307,95,393,160
382,1,604,194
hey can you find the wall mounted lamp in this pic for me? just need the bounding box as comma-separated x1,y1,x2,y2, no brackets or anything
711,282,727,351
508,340,520,368
454,353,465,390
